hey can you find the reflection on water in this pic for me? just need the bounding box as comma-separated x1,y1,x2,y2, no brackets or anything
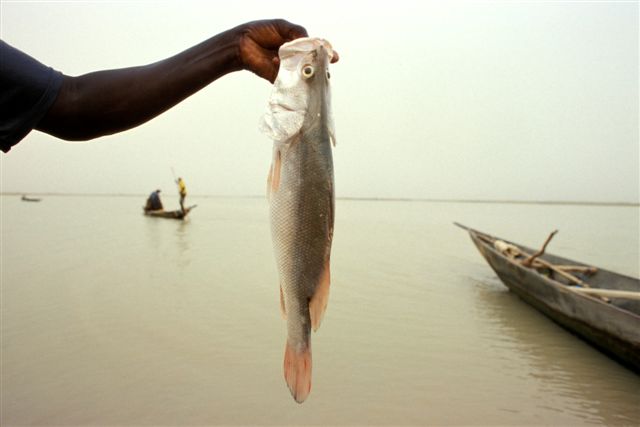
471,276,640,425
1,196,639,425
174,220,192,271
143,215,193,273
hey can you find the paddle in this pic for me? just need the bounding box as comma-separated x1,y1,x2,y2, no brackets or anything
171,167,179,190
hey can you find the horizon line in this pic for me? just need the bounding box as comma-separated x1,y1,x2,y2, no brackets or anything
1,192,638,207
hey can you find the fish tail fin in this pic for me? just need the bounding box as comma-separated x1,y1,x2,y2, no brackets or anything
283,340,312,403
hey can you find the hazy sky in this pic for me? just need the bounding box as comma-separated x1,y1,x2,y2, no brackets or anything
1,0,638,202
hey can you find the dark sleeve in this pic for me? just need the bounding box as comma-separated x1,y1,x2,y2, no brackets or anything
0,40,64,153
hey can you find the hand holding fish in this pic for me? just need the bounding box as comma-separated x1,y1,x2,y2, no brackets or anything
234,19,308,83
4,19,335,152
235,19,340,83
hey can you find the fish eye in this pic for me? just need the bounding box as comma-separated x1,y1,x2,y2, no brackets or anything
326,70,331,79
302,65,315,78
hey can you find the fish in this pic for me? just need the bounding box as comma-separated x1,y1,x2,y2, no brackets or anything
260,37,336,404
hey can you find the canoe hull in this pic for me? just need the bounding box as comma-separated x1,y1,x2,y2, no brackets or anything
143,205,195,220
467,228,640,373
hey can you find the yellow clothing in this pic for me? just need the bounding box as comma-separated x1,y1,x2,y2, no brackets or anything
177,178,186,196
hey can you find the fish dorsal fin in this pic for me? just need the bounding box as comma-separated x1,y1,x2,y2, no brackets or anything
309,259,331,331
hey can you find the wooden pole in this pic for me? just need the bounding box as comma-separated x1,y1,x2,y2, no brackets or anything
522,230,558,267
555,265,598,275
524,256,610,303
570,288,640,300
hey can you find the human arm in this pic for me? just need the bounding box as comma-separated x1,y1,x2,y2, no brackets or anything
35,19,320,141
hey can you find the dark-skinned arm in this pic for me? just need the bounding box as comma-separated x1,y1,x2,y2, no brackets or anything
36,19,328,141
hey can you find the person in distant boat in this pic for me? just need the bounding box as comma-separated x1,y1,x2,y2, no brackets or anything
176,177,187,213
145,189,163,212
0,20,338,153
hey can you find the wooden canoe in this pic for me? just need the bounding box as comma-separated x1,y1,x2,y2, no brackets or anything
143,205,196,220
456,223,640,373
21,195,41,202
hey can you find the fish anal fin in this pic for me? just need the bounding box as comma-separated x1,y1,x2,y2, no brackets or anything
284,340,312,403
309,259,330,332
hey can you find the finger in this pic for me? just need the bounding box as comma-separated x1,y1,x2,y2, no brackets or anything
288,25,308,40
243,39,279,83
275,19,308,41
260,53,279,83
269,56,280,83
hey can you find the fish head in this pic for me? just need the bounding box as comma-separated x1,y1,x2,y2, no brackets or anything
260,37,335,144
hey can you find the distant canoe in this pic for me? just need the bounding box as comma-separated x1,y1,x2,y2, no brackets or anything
21,195,41,202
456,223,640,373
143,205,196,220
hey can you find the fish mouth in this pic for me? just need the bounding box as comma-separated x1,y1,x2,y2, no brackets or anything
276,103,297,112
279,37,334,61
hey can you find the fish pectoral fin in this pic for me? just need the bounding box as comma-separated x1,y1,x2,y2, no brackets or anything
267,150,282,198
267,165,273,199
268,150,282,196
280,284,287,319
309,259,331,332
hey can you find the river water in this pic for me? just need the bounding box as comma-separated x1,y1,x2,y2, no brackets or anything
1,195,639,425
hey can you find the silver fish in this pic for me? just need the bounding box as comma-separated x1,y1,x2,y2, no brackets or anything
260,37,336,403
